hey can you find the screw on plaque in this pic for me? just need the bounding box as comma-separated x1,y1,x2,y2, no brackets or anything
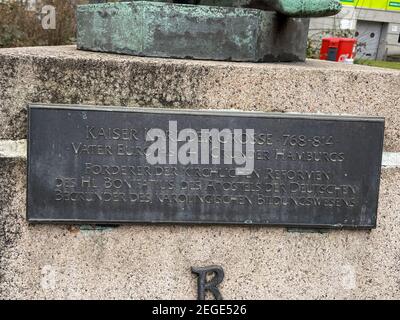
191,265,224,300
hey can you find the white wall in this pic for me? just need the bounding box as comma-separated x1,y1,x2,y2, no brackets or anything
309,6,400,58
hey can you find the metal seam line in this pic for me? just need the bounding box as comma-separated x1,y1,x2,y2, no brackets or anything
1,139,400,168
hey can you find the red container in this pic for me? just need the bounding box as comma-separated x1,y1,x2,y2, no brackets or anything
337,38,357,61
320,38,339,60
320,38,356,62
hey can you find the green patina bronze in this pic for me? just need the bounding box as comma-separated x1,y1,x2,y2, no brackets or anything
77,1,310,62
77,0,342,62
108,0,342,17
203,0,342,17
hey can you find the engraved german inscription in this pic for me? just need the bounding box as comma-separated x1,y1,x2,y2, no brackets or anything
27,104,385,228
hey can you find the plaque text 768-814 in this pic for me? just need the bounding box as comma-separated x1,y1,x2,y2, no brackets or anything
27,104,384,229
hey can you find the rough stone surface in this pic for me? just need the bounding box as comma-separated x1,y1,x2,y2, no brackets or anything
0,161,400,299
0,159,24,299
1,46,400,299
0,46,399,151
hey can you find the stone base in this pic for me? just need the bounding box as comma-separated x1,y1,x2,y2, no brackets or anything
1,46,400,299
76,1,310,62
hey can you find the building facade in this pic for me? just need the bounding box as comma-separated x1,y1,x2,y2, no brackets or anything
309,0,400,60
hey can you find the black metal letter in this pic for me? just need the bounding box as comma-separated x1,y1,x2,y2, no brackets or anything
191,265,224,300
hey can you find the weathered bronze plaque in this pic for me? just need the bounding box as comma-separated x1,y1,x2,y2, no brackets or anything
27,104,385,229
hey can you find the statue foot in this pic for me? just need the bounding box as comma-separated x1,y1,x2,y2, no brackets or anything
273,0,342,17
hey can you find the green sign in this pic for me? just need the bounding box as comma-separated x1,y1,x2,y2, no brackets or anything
341,0,400,10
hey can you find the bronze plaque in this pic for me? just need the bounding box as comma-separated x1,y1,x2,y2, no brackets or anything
27,104,385,228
